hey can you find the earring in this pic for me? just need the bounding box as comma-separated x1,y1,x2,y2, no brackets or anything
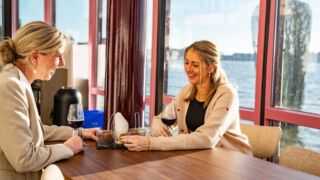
33,61,37,73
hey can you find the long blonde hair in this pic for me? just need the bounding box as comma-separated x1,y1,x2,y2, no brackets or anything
0,21,69,67
184,40,228,108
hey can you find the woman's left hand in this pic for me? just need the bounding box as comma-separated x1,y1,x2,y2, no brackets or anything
120,135,150,151
82,128,102,141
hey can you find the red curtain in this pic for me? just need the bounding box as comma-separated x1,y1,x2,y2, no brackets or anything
104,0,146,128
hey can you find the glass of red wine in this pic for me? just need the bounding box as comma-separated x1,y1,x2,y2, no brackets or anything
67,104,85,129
161,100,177,133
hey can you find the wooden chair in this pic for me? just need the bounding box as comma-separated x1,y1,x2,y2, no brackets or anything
240,124,282,161
280,146,320,176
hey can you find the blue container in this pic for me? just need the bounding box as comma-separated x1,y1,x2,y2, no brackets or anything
83,110,104,129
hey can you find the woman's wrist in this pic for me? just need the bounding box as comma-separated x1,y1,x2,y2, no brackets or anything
146,136,151,151
73,128,84,139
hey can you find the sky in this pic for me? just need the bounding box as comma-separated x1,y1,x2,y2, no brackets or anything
19,0,90,43
165,0,320,54
167,0,259,54
18,0,320,54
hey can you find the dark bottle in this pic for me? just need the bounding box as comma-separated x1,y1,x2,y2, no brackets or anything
53,87,82,126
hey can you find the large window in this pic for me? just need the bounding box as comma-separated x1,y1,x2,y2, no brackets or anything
162,0,259,110
266,0,320,152
273,0,320,114
152,0,320,152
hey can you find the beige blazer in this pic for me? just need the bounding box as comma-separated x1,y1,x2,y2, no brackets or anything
150,83,252,155
0,64,74,180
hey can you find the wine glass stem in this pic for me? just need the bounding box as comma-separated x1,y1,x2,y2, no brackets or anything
167,126,172,135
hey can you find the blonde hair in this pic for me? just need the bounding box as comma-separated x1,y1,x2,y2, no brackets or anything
0,21,69,67
184,40,228,108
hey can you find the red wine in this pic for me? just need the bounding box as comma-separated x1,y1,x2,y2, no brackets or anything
68,120,84,128
161,118,176,126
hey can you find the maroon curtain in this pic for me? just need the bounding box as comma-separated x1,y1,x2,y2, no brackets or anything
104,0,146,128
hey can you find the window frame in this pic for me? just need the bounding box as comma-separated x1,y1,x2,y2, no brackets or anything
147,0,320,130
148,0,269,126
264,0,320,128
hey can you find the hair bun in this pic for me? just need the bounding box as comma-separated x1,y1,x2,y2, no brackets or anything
7,38,16,52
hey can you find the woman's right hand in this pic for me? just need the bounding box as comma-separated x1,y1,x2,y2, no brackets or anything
63,135,84,154
153,127,171,137
151,117,172,137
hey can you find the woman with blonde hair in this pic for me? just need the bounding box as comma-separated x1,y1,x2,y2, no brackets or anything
121,40,252,154
0,21,100,179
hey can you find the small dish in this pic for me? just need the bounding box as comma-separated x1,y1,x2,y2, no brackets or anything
97,130,114,147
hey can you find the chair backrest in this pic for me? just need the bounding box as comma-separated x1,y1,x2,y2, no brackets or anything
240,124,282,160
280,146,320,176
41,164,65,180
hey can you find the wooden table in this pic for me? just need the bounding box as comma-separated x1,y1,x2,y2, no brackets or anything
56,141,319,180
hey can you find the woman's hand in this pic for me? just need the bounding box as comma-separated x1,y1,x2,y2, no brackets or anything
120,135,150,151
63,135,84,154
82,128,102,141
153,127,171,137
151,117,172,137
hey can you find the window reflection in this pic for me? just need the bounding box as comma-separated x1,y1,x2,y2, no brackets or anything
164,0,259,108
273,0,320,114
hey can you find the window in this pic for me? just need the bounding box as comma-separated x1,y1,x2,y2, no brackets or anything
95,0,107,110
96,0,107,88
18,0,44,28
163,0,259,109
265,0,320,152
272,121,320,152
156,0,261,125
141,0,153,125
273,0,320,114
152,0,320,152
55,0,89,43
0,0,3,40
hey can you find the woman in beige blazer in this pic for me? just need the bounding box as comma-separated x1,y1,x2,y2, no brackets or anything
0,21,100,180
121,40,252,155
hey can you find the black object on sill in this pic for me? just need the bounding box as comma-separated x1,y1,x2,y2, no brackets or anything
53,87,82,126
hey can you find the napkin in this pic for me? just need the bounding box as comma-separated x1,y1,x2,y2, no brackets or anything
114,112,129,139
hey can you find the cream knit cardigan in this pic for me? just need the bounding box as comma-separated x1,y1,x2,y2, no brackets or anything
150,83,252,155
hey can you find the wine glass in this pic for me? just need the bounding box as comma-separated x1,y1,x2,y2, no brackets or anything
129,112,146,136
67,104,85,129
161,100,177,132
